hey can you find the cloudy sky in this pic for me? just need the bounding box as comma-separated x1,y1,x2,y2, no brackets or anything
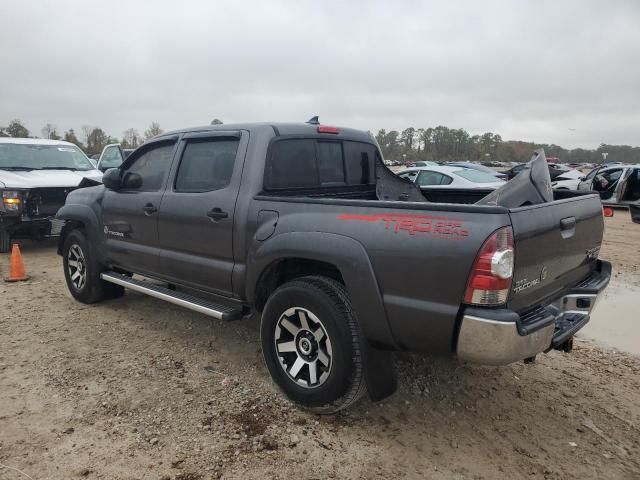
0,0,638,149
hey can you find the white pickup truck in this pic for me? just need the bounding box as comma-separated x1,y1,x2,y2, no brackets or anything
0,138,102,252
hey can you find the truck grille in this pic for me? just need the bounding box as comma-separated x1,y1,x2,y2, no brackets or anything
24,187,74,217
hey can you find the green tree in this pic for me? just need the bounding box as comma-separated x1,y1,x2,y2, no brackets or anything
86,127,110,155
400,127,416,151
144,122,163,140
210,118,223,125
7,119,30,138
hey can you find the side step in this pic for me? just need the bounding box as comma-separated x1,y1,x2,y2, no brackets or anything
100,271,242,321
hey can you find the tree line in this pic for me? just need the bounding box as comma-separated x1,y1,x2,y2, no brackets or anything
1,118,637,164
0,119,166,155
375,126,640,165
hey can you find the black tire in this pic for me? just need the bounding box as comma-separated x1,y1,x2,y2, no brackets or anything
261,275,366,413
62,229,124,303
0,230,11,253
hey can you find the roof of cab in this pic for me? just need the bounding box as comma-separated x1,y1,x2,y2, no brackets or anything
0,137,78,146
158,122,374,142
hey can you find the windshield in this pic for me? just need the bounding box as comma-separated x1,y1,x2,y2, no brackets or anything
454,169,503,183
0,144,95,171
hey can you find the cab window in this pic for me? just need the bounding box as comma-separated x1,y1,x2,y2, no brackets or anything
121,144,174,191
174,138,239,192
264,139,377,190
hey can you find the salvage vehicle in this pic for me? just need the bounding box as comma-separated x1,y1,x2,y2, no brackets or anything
397,165,505,203
577,164,640,206
56,122,611,412
550,169,583,190
505,162,570,181
446,161,508,181
0,138,102,252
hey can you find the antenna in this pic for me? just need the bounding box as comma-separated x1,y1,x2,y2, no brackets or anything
306,116,320,125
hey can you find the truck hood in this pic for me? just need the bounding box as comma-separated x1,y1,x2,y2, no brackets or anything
0,169,103,189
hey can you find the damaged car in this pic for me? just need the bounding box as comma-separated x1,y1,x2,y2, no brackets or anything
577,164,640,206
0,138,102,252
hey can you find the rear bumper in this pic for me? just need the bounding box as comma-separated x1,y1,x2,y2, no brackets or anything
456,260,611,365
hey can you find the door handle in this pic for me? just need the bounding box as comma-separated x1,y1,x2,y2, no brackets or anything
142,203,157,215
560,217,576,230
207,207,229,221
560,216,576,239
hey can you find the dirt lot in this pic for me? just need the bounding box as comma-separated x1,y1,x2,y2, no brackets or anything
1,213,639,480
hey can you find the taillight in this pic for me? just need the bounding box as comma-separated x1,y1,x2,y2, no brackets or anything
464,226,514,305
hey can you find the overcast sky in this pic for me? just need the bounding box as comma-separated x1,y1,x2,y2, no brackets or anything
1,0,638,149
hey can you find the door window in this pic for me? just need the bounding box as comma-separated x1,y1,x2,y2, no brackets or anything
174,139,240,192
417,170,453,186
121,144,174,191
398,170,419,182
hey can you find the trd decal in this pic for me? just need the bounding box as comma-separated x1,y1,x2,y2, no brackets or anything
337,213,469,239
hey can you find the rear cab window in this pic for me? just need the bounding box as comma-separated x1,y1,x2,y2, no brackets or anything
264,139,377,190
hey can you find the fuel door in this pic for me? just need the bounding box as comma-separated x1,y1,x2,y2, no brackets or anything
256,210,279,241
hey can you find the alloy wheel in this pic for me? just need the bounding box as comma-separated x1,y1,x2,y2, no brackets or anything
67,244,87,290
274,307,333,388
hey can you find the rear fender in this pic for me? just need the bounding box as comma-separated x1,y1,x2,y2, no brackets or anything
246,231,396,350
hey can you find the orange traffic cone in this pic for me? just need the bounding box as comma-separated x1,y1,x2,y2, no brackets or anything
5,243,29,282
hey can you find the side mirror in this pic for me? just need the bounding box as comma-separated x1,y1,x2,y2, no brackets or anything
121,172,143,190
579,176,587,181
102,168,122,190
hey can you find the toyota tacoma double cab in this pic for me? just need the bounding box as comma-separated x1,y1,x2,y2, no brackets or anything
56,121,611,412
0,138,103,252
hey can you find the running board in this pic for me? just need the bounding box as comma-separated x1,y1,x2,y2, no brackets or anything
100,271,242,321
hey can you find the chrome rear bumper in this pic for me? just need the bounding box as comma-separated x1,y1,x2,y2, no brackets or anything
456,261,611,366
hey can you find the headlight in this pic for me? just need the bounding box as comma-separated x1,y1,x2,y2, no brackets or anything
1,190,23,214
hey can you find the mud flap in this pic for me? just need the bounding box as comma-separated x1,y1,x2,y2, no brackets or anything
364,343,397,402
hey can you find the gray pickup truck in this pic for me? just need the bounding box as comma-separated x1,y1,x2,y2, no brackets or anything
56,122,611,412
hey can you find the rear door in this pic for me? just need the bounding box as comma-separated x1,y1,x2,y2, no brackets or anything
156,131,247,296
507,194,604,311
102,138,178,275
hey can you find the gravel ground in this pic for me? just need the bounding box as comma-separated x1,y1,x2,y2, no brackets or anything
0,214,639,480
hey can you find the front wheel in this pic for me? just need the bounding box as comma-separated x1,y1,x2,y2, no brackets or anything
261,276,366,413
62,229,124,303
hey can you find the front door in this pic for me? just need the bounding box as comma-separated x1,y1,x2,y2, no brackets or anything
157,131,247,297
593,167,623,201
102,139,177,275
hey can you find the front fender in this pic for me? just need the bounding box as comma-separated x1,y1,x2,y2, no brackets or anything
56,204,103,259
246,231,397,349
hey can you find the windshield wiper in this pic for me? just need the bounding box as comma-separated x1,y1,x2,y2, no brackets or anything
39,167,91,171
0,166,37,171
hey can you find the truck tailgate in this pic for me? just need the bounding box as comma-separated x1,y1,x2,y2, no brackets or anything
507,193,604,312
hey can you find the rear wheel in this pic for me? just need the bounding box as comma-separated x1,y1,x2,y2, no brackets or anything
62,229,124,303
261,276,366,413
0,230,11,253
